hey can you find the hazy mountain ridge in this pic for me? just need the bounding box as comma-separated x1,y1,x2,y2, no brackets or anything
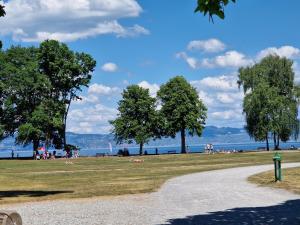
0,126,250,150
65,126,250,149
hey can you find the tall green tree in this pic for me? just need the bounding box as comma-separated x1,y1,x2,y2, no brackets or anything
0,4,5,50
0,46,64,150
238,55,300,150
195,0,236,21
38,40,96,150
157,76,207,153
110,85,159,155
0,46,48,142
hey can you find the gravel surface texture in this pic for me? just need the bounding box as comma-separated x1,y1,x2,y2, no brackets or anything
4,163,300,225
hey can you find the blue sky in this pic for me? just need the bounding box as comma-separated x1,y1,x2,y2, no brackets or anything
1,0,300,133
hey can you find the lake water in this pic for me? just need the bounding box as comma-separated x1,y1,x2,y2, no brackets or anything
0,141,299,158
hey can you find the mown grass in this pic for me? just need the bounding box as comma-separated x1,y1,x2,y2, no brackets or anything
248,166,300,195
0,151,300,205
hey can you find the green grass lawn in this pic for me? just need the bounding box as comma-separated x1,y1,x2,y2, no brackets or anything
0,151,300,205
248,166,300,195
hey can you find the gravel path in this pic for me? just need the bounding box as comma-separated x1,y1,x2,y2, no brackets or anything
5,163,300,225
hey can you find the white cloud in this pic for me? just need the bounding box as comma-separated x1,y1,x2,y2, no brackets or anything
68,104,117,133
101,62,118,72
191,75,245,127
211,109,243,120
187,39,225,53
198,90,214,107
176,51,252,69
216,92,243,104
191,75,238,91
73,94,100,105
217,93,235,104
293,62,300,84
138,81,160,97
0,0,149,42
213,51,253,68
257,46,300,60
176,52,198,69
88,83,120,95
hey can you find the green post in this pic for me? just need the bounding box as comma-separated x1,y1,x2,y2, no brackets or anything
273,152,282,182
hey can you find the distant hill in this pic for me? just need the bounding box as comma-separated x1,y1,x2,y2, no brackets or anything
64,126,249,149
0,126,251,150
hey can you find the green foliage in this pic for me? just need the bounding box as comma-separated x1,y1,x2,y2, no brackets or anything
0,46,47,139
38,40,96,149
0,4,5,17
238,55,300,150
0,40,96,151
110,85,158,155
0,4,5,49
157,76,207,153
195,0,236,21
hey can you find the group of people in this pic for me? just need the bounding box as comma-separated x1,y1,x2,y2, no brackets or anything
65,149,79,158
205,143,214,154
34,150,56,160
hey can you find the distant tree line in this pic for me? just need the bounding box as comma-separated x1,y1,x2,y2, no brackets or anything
110,76,208,155
0,40,96,151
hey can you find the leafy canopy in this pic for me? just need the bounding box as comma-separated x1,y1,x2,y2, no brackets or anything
0,40,96,151
195,0,236,21
238,55,299,149
110,85,159,154
157,76,207,153
158,76,207,137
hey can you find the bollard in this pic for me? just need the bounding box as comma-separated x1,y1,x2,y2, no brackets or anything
273,152,282,182
0,211,22,225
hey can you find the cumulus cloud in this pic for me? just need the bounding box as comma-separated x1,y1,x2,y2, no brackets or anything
257,46,300,60
211,109,243,120
73,94,100,105
175,52,198,69
187,38,226,53
213,51,253,68
0,0,149,42
176,51,252,69
197,90,214,107
88,83,120,95
191,75,238,91
68,104,117,133
101,62,118,72
138,81,160,97
293,62,300,84
191,75,245,127
217,92,243,104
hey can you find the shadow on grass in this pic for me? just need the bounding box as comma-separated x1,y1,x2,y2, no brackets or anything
161,199,300,225
0,190,73,199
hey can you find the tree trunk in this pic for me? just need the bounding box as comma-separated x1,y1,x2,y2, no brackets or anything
276,134,280,149
181,129,186,154
273,133,280,150
266,133,269,151
273,133,277,150
62,122,67,150
63,95,72,151
33,139,39,151
139,142,143,155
